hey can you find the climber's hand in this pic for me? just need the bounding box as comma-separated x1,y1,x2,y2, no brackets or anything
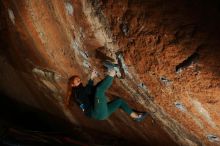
91,69,98,80
108,69,116,77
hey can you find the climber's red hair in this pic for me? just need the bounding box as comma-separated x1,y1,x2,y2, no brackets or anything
64,75,80,107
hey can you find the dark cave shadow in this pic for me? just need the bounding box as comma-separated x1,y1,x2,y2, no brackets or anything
0,93,145,146
0,93,76,133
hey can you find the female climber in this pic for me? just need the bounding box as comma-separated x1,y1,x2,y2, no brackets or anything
65,68,147,122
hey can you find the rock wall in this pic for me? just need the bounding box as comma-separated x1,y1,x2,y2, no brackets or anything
0,0,220,146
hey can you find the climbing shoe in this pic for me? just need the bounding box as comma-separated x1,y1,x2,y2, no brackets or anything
103,60,119,69
103,60,122,78
134,112,148,122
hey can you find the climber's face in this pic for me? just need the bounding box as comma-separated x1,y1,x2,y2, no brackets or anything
71,77,81,87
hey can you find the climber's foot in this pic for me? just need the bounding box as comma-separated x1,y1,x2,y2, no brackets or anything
133,112,148,122
103,60,119,68
103,60,122,78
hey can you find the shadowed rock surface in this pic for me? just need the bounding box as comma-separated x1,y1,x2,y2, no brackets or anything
0,0,220,146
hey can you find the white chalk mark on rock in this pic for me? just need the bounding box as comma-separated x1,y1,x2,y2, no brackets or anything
32,68,62,82
71,40,88,59
160,76,172,86
8,9,15,24
71,39,92,72
117,53,132,78
83,60,91,68
192,99,216,128
65,2,74,16
207,134,220,142
175,102,187,112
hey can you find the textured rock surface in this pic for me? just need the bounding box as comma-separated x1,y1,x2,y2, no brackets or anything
0,0,220,146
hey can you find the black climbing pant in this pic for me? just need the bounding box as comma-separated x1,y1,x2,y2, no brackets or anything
91,75,133,120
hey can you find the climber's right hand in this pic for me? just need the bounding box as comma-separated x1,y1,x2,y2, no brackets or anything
91,69,98,80
108,69,116,77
